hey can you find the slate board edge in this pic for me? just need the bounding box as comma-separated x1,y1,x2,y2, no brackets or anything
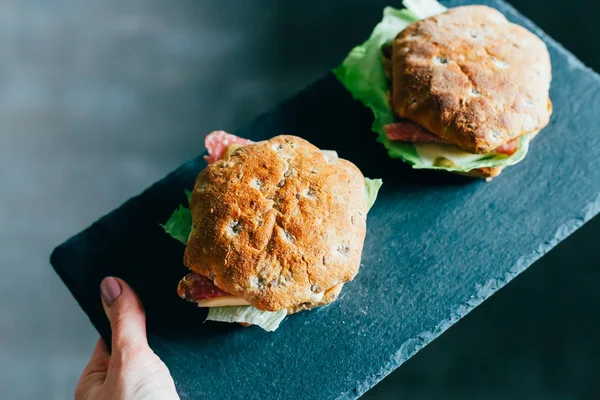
49,156,207,346
341,193,600,399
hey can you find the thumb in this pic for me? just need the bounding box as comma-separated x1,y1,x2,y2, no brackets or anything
100,277,149,357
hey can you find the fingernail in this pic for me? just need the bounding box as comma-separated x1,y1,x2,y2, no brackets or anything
100,277,122,306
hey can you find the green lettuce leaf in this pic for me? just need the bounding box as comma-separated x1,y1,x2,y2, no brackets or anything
382,134,531,172
162,190,193,244
333,0,532,173
364,178,383,211
206,306,287,332
333,6,417,136
162,205,191,245
403,0,447,19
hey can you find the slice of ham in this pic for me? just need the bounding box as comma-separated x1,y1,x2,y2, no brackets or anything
384,120,446,144
494,139,519,156
177,272,231,302
383,120,519,156
204,130,254,164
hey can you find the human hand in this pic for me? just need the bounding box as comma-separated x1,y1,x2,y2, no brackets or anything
75,277,180,400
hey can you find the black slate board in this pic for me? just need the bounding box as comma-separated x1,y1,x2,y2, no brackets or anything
50,1,600,399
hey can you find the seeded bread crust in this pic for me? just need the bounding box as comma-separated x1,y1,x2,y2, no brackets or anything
459,166,504,180
184,135,368,312
391,5,552,153
287,284,344,315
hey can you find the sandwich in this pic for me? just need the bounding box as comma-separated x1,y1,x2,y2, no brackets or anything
163,131,382,331
334,0,552,180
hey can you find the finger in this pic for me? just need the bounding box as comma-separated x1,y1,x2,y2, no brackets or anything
85,338,110,374
100,277,149,358
75,339,109,399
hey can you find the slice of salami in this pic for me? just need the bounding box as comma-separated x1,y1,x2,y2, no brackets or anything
177,272,231,302
385,120,520,155
383,120,446,143
204,130,254,164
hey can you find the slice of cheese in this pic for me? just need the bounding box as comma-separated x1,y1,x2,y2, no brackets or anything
224,144,243,159
321,150,339,163
196,296,251,308
413,133,535,169
197,292,324,308
414,142,488,167
306,291,325,303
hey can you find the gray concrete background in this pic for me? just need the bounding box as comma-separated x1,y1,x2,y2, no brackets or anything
0,0,598,399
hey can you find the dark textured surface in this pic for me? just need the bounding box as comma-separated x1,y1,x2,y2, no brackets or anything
365,215,600,400
49,0,600,398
